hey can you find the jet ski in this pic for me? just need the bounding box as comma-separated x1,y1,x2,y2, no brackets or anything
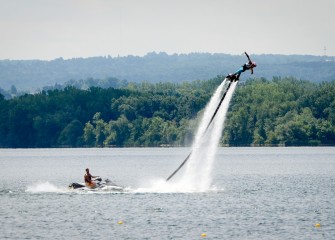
68,177,123,191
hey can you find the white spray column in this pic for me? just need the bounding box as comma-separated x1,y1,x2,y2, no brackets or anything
178,80,237,191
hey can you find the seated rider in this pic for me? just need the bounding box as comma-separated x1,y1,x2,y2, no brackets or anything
227,52,257,81
84,168,99,188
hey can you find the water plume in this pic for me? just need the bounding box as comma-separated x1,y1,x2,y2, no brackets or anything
166,80,237,192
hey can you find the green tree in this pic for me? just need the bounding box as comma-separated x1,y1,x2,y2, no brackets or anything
57,120,83,147
83,122,95,146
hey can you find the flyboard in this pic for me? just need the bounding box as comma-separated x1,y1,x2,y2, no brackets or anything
166,78,234,181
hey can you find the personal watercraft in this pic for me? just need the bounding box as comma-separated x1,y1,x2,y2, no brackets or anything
68,177,123,191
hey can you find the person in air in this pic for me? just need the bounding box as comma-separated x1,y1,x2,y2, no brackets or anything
84,168,99,188
227,52,257,81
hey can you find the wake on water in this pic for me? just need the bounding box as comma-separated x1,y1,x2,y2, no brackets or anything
26,182,130,194
26,182,69,194
26,80,237,194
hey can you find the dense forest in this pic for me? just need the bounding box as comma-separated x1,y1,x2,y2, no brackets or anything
1,52,335,91
0,77,334,148
225,78,335,146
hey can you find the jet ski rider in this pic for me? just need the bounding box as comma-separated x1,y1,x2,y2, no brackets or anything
84,168,99,188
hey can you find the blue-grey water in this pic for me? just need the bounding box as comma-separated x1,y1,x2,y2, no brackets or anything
0,147,334,239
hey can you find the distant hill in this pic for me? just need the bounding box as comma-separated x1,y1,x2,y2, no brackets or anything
0,52,334,91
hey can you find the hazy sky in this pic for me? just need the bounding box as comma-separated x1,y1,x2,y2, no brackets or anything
1,0,334,60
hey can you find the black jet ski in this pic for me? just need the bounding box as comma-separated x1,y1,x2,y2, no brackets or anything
68,177,123,191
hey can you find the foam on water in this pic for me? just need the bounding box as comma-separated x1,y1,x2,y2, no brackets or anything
133,178,220,193
26,181,130,194
26,182,69,193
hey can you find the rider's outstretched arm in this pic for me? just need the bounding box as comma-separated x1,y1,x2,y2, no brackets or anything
244,52,251,63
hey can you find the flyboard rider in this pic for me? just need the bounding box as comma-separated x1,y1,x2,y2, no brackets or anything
226,52,257,81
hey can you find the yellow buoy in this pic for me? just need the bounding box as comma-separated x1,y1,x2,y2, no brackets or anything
118,220,124,225
315,223,321,228
201,233,207,237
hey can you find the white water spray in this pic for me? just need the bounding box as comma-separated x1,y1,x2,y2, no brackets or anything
176,80,237,191
141,79,237,193
26,182,68,193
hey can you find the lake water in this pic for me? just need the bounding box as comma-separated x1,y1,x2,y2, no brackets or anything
0,147,334,239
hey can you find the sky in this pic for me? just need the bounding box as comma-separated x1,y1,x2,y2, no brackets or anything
0,0,334,60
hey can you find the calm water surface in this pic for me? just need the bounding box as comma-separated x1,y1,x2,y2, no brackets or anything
0,147,334,239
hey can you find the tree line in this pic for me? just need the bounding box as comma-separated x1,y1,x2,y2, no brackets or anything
0,76,334,148
224,77,335,146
